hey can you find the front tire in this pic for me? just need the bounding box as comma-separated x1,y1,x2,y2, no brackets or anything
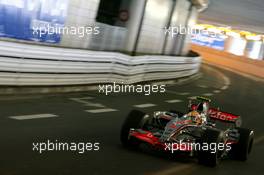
230,128,254,161
197,128,224,167
120,110,148,147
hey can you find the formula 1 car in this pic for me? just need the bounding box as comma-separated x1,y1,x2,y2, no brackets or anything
120,97,254,167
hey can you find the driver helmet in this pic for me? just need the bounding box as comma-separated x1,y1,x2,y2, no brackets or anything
187,111,203,125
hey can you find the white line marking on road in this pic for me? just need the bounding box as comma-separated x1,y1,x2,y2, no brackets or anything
221,85,229,90
203,64,231,90
85,108,118,113
197,85,208,88
70,97,105,108
175,73,202,85
177,92,190,95
221,73,231,86
166,90,190,96
188,96,197,100
202,93,214,96
151,164,197,175
165,99,183,103
213,90,221,93
134,103,156,108
9,114,58,120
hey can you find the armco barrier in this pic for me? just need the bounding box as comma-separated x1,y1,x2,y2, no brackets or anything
0,41,201,86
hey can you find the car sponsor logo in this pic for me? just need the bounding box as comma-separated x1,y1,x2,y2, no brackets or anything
208,109,238,122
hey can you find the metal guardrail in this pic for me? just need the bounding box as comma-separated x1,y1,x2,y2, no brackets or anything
0,41,201,86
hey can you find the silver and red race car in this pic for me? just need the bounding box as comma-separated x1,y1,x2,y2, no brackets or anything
120,97,254,167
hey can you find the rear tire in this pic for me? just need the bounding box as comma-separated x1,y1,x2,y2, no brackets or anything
197,128,224,167
230,128,254,161
120,110,148,147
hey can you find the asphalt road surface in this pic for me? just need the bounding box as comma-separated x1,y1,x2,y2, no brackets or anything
0,64,263,175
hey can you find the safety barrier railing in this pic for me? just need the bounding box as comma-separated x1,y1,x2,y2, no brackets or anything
0,41,201,86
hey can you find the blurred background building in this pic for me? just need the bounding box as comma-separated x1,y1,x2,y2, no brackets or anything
0,0,209,56
191,24,264,60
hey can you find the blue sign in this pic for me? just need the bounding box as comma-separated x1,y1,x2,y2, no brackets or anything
191,32,226,50
0,0,68,43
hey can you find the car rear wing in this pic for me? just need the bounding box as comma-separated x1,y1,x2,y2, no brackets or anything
208,108,241,125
